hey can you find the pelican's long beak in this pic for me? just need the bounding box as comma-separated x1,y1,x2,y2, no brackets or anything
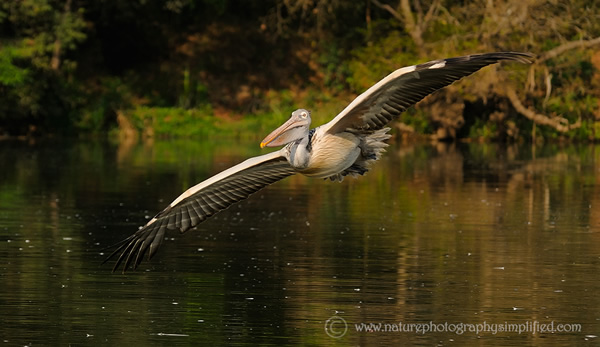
260,117,303,148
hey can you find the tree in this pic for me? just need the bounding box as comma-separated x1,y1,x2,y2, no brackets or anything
349,0,600,140
0,0,86,134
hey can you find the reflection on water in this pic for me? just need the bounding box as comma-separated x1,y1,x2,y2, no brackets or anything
0,139,599,345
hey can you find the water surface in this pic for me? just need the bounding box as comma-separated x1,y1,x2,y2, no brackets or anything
1,139,599,345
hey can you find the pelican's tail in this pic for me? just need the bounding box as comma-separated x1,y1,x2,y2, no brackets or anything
362,127,392,162
328,127,392,181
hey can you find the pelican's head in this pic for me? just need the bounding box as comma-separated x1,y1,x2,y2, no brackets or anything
260,109,312,148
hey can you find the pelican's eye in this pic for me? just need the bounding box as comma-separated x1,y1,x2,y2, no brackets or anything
301,111,308,118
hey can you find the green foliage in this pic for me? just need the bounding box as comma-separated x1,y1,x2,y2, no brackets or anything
545,93,597,121
0,47,28,86
567,120,600,141
0,0,599,141
1,0,86,69
316,41,352,92
346,32,418,92
468,118,498,140
0,0,86,134
77,77,135,132
399,109,431,134
127,105,217,138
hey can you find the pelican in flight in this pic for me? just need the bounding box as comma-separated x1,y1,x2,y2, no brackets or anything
105,52,533,272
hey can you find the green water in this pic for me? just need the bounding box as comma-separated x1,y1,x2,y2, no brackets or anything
0,139,598,345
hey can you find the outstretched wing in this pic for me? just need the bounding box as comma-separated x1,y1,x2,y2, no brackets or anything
321,52,534,135
104,150,296,272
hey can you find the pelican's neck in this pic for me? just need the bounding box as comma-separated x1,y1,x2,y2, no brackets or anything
287,130,312,169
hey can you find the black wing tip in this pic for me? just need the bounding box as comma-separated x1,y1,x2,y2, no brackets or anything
102,223,165,274
102,238,137,273
455,51,535,65
470,51,535,64
416,51,535,70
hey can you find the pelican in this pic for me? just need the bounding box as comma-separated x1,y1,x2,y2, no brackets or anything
105,52,533,272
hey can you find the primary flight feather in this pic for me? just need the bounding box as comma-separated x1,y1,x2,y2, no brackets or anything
104,52,533,272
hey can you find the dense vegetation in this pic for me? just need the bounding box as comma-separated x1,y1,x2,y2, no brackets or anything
1,0,600,141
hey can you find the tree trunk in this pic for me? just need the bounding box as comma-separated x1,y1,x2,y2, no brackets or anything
50,0,72,71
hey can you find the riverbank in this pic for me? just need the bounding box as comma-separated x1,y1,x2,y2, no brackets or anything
113,104,600,143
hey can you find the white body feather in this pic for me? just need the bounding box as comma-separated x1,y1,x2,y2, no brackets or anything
298,128,360,178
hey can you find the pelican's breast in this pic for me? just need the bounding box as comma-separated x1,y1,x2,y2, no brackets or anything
299,131,360,178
